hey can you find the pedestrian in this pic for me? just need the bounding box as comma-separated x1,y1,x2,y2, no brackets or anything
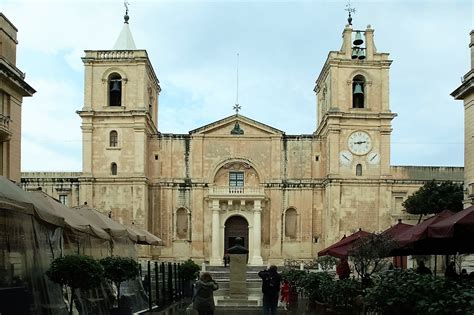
444,261,457,279
223,252,229,267
258,265,282,315
336,257,351,279
280,279,290,309
192,272,219,315
415,261,432,275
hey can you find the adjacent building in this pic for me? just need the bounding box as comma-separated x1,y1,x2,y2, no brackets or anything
0,13,35,182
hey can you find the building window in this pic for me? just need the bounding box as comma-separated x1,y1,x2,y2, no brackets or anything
285,208,298,239
111,162,117,175
229,172,244,187
108,73,122,106
58,194,68,206
176,208,189,239
352,75,365,108
109,130,118,147
356,164,362,176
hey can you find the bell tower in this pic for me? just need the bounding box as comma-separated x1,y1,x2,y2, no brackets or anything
77,10,160,228
314,20,396,179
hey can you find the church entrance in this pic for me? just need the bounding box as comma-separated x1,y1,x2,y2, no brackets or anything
224,216,249,253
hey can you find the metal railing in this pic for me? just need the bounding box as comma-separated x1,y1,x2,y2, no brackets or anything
140,261,186,312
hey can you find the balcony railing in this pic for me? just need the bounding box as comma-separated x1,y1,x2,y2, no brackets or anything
0,114,10,136
209,186,265,196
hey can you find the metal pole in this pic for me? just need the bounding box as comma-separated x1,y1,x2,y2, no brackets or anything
147,260,152,311
168,262,173,302
161,262,166,305
174,263,179,299
154,261,159,307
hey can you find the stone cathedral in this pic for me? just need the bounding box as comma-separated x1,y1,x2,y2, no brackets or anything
21,15,463,264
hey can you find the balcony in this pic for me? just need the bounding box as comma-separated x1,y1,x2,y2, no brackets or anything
0,114,11,140
208,186,266,199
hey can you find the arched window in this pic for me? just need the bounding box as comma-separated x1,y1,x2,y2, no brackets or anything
109,130,118,147
285,208,298,239
111,162,117,175
352,75,365,109
176,208,189,239
356,164,362,176
108,73,122,106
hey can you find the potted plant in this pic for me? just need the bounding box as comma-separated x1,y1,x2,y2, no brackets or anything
179,259,200,297
46,255,104,315
100,256,140,315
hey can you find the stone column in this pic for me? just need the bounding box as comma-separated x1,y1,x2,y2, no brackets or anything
210,200,222,265
250,200,263,265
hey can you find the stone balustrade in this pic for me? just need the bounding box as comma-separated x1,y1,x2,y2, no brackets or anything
209,186,264,196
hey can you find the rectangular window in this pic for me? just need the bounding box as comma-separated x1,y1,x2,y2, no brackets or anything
229,172,244,187
58,194,68,206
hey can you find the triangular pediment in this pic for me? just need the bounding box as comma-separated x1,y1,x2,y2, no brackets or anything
189,114,284,136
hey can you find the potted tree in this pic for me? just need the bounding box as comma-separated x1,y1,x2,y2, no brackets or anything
46,255,104,315
100,256,140,315
179,259,200,297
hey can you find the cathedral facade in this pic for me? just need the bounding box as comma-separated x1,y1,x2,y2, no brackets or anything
21,18,463,264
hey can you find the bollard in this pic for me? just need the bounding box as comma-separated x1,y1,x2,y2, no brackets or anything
300,262,304,270
201,261,206,272
147,260,152,311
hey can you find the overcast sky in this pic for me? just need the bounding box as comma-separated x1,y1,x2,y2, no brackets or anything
3,0,473,171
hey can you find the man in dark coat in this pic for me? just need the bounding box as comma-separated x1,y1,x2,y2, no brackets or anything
258,265,282,315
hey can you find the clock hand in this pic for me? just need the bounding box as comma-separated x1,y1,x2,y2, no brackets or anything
343,155,350,161
370,154,377,161
354,141,366,144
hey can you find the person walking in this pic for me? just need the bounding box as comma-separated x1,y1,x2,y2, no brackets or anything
192,272,219,315
336,257,351,280
258,265,282,315
280,279,290,309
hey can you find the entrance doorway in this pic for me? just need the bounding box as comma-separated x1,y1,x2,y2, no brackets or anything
224,216,249,253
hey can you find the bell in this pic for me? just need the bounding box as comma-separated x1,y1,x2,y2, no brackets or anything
351,47,359,59
353,31,364,45
358,48,366,60
110,81,121,92
353,83,364,95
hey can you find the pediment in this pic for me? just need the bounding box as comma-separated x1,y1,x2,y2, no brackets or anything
189,114,284,136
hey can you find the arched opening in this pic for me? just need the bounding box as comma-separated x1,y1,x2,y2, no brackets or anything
224,216,249,253
109,130,118,147
176,208,189,239
285,208,298,239
108,73,122,106
356,164,362,176
111,162,117,175
352,75,365,109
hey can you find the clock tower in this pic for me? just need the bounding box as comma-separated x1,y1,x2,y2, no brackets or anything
314,23,396,179
314,21,397,244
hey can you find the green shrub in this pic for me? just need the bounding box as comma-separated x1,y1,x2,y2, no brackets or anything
323,278,363,314
365,269,474,315
180,259,200,282
300,271,333,303
100,256,139,307
46,255,104,315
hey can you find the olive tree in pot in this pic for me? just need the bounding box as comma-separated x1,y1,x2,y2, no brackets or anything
180,259,200,297
100,256,140,315
46,255,104,315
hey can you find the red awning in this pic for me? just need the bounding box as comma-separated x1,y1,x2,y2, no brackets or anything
381,219,413,239
428,206,474,239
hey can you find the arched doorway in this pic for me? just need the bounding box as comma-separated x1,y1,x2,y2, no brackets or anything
224,216,249,253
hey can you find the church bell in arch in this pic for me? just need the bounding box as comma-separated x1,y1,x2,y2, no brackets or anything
110,80,121,92
353,83,364,95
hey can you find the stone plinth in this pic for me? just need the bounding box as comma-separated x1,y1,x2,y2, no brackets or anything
229,254,247,298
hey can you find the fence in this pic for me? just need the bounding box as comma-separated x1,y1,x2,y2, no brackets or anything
140,261,186,312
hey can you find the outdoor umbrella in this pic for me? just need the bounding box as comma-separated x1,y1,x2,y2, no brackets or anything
381,219,413,267
390,210,455,255
126,224,163,246
318,229,372,259
73,205,139,243
426,206,474,253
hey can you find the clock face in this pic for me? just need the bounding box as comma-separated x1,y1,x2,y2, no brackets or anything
367,152,380,165
348,131,372,155
339,150,353,166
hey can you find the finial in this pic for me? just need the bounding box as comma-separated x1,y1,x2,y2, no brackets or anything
345,0,356,26
124,0,130,24
234,53,241,114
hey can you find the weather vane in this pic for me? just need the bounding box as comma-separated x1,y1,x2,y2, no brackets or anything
234,53,241,114
124,0,130,15
345,0,356,25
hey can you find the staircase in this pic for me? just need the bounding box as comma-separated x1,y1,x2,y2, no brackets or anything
206,265,264,298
